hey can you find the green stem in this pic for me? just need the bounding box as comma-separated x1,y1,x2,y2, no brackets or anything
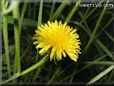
2,0,11,78
1,55,49,84
12,1,21,73
21,54,49,76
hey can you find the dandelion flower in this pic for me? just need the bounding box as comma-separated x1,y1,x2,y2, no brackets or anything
33,21,81,62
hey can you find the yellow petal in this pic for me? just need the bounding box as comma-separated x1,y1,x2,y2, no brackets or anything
62,51,66,57
50,47,56,61
36,43,45,48
63,22,67,28
33,41,39,44
70,29,76,34
70,56,77,62
47,21,51,26
39,45,51,54
66,51,78,62
32,37,37,40
59,21,62,25
56,49,62,60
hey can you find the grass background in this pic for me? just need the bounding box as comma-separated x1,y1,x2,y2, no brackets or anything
1,0,114,85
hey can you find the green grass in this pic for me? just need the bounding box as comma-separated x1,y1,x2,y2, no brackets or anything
1,0,114,85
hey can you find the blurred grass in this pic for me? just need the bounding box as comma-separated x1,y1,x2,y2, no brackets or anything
49,0,70,21
87,65,114,85
83,0,110,54
1,0,114,85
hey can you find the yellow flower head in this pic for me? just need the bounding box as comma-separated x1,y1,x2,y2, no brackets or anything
33,20,81,62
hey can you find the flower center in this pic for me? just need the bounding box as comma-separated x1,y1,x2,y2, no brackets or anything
47,27,67,49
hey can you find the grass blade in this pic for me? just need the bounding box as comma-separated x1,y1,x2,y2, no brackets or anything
20,0,28,23
38,0,43,26
74,21,89,34
7,16,38,27
50,0,69,21
104,31,114,42
85,61,114,65
78,11,91,34
32,0,44,81
96,18,113,37
96,40,113,60
59,54,108,82
65,0,81,23
47,68,61,85
87,65,114,85
49,0,56,20
84,0,110,54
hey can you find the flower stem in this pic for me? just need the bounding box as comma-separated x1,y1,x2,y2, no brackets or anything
12,1,21,73
1,55,49,84
21,54,49,76
2,0,11,78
